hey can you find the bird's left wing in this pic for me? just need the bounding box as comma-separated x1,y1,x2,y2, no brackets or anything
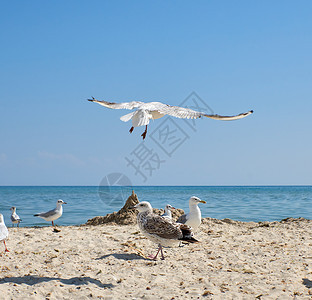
142,215,182,239
88,98,143,110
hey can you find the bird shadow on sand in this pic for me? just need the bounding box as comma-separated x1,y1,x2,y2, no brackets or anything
96,253,148,261
0,276,113,288
302,278,312,288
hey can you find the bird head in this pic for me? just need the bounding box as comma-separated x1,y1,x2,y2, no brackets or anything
57,199,67,205
165,204,175,211
133,201,153,213
10,206,16,212
189,196,206,205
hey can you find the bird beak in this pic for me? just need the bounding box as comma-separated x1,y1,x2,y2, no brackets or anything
63,202,67,204
199,200,206,204
172,206,176,209
128,206,136,210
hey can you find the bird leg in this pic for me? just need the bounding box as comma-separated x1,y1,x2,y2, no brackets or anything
129,126,134,134
141,125,148,140
148,244,165,260
3,241,9,252
159,245,165,260
52,221,55,227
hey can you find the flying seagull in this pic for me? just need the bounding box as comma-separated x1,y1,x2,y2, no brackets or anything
88,97,253,139
161,204,175,220
133,201,198,260
34,199,67,226
0,214,9,253
10,206,22,227
177,196,206,232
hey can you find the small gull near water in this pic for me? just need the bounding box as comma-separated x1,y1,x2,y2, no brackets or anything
177,196,206,232
34,199,67,226
10,206,22,227
161,204,175,220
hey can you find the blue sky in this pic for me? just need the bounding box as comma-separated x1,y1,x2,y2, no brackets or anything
1,1,312,186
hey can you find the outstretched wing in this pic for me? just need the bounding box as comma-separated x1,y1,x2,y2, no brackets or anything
203,110,253,121
88,98,143,110
155,103,253,121
155,104,203,119
142,215,182,239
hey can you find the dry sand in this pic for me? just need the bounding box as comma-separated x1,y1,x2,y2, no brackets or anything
1,217,312,299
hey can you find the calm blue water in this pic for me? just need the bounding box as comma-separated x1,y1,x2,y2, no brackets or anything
0,186,311,227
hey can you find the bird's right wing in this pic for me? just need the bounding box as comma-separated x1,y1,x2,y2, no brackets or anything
155,104,203,119
88,98,144,110
176,214,188,224
203,110,253,120
153,102,253,121
0,224,8,240
38,209,57,218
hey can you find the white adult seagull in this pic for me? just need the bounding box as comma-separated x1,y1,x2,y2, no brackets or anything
177,196,206,232
0,214,9,252
34,199,67,226
161,204,175,220
88,97,253,139
10,206,22,227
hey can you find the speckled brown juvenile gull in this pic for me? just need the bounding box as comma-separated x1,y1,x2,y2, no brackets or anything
133,201,198,260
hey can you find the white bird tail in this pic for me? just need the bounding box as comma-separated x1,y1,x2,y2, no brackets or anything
120,111,135,122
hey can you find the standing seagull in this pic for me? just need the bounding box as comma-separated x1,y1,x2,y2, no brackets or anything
34,199,67,226
161,204,175,220
88,97,253,139
133,201,198,260
10,206,22,227
177,196,206,232
0,214,9,252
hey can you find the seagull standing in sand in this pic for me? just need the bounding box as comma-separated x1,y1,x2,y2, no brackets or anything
88,97,253,139
133,201,198,260
161,204,175,220
177,196,206,232
34,199,67,226
0,214,9,252
10,206,22,227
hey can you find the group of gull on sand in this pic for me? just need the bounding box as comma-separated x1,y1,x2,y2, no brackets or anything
132,196,206,260
0,196,206,261
0,199,67,252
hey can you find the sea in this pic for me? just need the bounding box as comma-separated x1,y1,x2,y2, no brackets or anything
0,186,311,227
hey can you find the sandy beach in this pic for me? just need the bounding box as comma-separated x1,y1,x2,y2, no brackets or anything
1,217,312,299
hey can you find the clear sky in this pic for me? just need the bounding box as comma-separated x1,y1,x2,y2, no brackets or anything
1,1,312,186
